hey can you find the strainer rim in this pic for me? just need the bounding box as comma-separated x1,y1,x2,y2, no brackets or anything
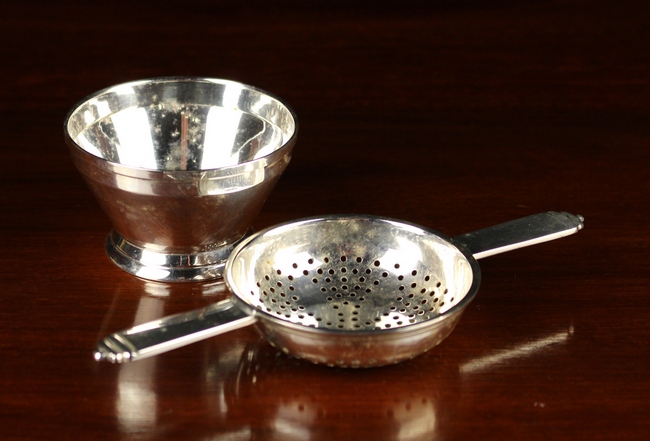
224,214,482,337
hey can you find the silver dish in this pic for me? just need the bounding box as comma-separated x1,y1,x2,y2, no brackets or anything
65,77,298,281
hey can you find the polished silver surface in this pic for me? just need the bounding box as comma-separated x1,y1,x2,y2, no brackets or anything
65,77,298,282
94,299,254,363
105,229,254,281
95,212,584,367
454,211,585,259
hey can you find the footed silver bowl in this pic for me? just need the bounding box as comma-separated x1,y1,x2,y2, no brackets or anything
65,77,298,282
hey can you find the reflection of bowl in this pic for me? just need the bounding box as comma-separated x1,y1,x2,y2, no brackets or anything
65,77,298,282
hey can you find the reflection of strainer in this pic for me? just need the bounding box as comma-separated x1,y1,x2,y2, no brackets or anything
96,211,584,367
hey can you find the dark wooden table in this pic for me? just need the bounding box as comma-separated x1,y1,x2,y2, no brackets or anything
2,1,648,439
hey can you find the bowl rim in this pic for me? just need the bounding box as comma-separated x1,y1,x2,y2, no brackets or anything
63,76,299,176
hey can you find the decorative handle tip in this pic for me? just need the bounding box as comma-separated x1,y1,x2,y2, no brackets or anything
94,336,134,363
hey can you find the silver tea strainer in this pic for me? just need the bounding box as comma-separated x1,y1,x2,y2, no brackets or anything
95,211,584,367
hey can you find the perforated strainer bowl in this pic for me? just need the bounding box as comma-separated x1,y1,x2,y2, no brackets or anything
95,211,584,367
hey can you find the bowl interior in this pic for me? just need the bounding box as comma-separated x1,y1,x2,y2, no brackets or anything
66,78,296,171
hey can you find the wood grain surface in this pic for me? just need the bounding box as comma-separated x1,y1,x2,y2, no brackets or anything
1,1,648,439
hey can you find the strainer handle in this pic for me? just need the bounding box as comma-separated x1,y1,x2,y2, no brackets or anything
94,299,255,363
453,211,584,259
